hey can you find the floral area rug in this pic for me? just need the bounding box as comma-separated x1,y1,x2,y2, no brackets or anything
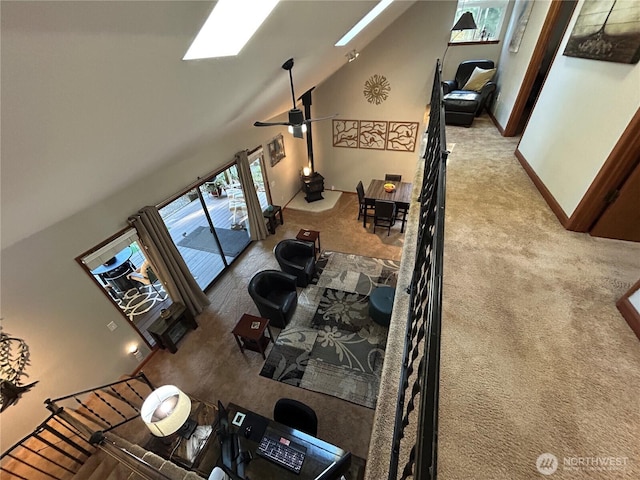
259,251,399,408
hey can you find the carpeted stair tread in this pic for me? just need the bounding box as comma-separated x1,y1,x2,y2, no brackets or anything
72,451,118,480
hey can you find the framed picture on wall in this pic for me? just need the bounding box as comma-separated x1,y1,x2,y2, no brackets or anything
386,122,419,152
359,120,388,150
564,0,640,64
333,119,359,148
268,134,286,167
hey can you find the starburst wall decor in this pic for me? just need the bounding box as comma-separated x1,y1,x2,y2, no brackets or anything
363,74,391,105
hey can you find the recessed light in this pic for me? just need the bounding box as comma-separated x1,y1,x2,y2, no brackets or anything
335,0,394,47
184,0,280,60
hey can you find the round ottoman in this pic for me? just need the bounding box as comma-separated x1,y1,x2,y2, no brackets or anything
369,286,396,326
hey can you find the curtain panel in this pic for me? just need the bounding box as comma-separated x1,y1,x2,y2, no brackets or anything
236,150,268,241
128,206,210,317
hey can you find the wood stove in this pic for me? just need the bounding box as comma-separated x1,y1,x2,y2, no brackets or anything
301,172,324,202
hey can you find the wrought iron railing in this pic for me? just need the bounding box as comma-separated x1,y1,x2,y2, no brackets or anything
389,60,448,480
0,373,156,479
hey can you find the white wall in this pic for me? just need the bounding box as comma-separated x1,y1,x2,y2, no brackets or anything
492,0,553,128
0,122,305,449
311,1,457,192
518,0,640,217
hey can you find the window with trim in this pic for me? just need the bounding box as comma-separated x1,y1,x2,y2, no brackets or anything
450,0,509,43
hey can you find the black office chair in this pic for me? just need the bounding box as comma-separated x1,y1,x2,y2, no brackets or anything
273,398,318,436
374,200,396,236
356,181,375,220
384,174,402,183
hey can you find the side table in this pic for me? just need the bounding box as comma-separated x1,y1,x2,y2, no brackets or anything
232,314,274,359
262,205,283,234
148,303,198,353
144,396,217,472
295,229,321,259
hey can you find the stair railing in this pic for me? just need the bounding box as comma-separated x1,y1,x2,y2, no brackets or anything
0,412,94,480
0,373,157,479
388,59,448,480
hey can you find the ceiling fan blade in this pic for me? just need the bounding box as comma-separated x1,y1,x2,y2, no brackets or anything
304,114,339,124
253,121,292,127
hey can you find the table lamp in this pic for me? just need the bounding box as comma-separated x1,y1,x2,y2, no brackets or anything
141,385,196,439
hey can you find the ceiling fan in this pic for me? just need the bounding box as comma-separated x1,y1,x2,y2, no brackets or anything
254,58,337,138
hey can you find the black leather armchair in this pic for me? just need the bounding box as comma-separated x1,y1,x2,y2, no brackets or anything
274,239,316,287
248,270,298,328
442,60,497,127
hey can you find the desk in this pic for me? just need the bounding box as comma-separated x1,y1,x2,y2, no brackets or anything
197,403,351,480
363,179,412,232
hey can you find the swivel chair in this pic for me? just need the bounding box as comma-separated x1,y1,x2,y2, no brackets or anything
273,398,318,436
248,270,298,328
274,239,316,287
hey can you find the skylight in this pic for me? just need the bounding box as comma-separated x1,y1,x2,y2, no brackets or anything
183,0,280,60
335,0,394,47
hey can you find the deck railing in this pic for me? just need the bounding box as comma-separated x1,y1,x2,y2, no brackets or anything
389,60,448,480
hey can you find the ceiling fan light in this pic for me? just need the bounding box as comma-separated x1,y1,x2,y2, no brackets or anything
288,125,294,134
301,124,307,133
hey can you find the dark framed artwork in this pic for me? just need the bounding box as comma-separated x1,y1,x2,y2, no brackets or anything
564,0,640,64
268,134,285,167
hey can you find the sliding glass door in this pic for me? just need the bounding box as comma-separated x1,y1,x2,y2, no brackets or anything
159,164,252,290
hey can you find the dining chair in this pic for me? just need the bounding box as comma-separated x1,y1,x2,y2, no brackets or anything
373,200,396,235
384,174,402,183
356,181,375,220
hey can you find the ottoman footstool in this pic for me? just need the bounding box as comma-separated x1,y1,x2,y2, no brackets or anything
442,91,481,127
369,286,396,327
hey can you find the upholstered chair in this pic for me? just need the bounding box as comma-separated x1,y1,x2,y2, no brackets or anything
274,239,316,287
248,270,298,328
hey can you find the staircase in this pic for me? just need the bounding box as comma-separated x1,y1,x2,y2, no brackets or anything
1,374,204,480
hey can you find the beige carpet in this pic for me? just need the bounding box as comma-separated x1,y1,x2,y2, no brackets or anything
438,117,640,479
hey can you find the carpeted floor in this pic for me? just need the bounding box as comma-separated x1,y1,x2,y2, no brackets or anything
436,116,640,479
259,252,399,408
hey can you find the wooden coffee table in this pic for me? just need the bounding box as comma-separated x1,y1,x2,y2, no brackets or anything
232,314,274,359
296,229,321,259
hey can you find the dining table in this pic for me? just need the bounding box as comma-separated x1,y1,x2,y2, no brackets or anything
363,179,413,232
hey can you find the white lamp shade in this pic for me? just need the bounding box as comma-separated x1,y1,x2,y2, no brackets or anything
141,385,192,437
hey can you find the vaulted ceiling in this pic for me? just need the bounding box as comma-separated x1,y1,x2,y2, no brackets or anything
1,0,416,248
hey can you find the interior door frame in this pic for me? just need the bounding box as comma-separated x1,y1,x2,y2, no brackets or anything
503,0,574,137
566,107,640,232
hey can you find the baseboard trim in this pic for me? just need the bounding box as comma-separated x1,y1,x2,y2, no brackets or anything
514,148,569,227
487,110,505,136
617,280,640,341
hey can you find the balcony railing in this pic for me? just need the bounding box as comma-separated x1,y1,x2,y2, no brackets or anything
388,60,448,480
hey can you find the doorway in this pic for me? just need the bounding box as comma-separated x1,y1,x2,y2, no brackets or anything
503,0,577,136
